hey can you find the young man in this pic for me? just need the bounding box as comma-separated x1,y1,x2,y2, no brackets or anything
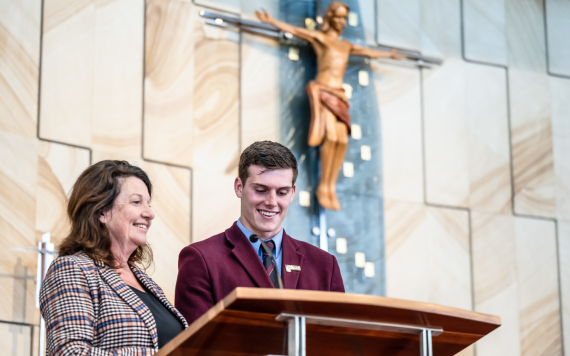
175,141,345,324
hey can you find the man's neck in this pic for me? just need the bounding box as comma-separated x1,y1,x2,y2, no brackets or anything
239,217,281,239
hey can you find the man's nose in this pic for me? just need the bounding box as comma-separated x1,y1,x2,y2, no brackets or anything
265,191,277,206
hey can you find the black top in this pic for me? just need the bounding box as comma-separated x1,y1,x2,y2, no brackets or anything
130,286,184,349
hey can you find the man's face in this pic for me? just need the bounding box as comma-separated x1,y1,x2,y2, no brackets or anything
330,6,348,33
235,165,296,239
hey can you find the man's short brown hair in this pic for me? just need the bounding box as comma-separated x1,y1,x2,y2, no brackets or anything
238,141,298,185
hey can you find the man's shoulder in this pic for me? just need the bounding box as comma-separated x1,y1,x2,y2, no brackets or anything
181,229,233,257
287,235,335,262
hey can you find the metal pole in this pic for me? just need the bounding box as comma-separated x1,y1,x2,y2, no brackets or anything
420,329,433,356
39,316,46,356
319,207,328,252
37,233,54,356
287,316,306,356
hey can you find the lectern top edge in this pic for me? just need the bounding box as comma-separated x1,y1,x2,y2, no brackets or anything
224,287,501,326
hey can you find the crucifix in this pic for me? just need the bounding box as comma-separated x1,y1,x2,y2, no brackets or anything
256,2,405,211
200,2,441,212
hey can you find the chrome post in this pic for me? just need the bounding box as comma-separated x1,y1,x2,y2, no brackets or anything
287,316,306,356
420,329,433,356
319,207,328,252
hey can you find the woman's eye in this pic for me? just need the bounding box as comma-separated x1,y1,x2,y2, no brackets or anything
132,200,140,204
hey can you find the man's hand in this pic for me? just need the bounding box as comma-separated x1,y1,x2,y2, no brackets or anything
255,9,274,24
389,49,407,60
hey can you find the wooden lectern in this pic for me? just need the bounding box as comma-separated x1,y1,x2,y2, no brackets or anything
157,288,500,356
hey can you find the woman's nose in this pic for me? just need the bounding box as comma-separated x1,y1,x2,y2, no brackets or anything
143,205,155,220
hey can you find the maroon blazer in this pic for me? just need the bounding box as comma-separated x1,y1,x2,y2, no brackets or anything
175,222,345,324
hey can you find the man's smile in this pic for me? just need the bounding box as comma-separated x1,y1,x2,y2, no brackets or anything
258,209,278,218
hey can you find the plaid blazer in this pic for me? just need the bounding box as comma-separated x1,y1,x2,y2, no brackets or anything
40,251,188,356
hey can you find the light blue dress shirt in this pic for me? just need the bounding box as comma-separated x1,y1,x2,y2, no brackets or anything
237,217,283,274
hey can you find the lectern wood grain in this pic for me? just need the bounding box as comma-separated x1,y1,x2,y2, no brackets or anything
157,288,500,356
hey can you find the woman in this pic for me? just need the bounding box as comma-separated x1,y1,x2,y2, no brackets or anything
40,160,187,355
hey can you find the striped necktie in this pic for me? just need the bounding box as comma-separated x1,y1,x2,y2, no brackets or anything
260,240,279,288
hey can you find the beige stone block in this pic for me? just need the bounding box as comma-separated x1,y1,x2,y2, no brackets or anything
505,0,547,71
192,169,240,243
36,141,90,247
144,4,239,174
376,0,421,51
195,0,278,18
0,320,35,354
509,69,555,218
241,33,280,148
385,200,471,310
192,14,239,175
0,131,38,322
356,0,376,45
385,200,429,301
0,0,41,137
463,0,507,66
546,0,570,77
39,0,95,146
423,59,469,207
551,77,570,222
372,63,423,203
144,0,195,166
466,63,511,214
558,222,570,355
471,212,521,355
420,0,462,58
91,150,143,167
142,161,191,302
91,0,143,157
515,217,562,355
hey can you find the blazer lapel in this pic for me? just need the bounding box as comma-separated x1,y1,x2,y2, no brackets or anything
226,222,274,288
96,261,159,348
281,231,304,289
131,265,189,328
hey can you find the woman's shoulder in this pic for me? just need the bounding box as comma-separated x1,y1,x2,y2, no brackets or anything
49,251,99,275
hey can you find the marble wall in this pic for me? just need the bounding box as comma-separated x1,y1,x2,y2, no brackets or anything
376,0,569,355
1,0,569,355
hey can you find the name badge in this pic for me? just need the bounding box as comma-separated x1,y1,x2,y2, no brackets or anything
285,265,301,272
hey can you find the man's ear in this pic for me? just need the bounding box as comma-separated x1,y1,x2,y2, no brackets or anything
234,177,244,198
289,185,296,203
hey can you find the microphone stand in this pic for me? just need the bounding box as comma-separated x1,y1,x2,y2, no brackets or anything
250,234,284,289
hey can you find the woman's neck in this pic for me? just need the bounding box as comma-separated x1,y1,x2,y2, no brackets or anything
110,242,136,269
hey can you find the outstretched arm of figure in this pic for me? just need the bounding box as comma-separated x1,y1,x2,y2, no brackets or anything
256,8,317,43
351,44,407,60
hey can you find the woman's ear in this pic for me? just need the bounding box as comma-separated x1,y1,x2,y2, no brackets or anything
99,211,107,224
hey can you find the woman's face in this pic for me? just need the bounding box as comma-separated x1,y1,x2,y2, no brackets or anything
100,176,155,255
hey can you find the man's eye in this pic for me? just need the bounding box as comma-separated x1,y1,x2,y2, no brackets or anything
255,190,265,193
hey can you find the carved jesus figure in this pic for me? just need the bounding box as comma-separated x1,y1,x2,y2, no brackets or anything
257,1,404,210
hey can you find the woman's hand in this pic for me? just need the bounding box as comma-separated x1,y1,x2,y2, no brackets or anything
255,9,274,24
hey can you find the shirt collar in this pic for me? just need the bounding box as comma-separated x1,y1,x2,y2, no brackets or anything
237,217,283,258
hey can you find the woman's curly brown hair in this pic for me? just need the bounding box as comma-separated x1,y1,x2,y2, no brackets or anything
58,160,153,270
